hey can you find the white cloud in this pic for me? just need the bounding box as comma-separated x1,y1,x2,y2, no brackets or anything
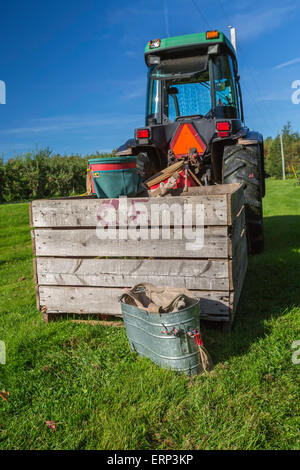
0,114,144,136
125,50,140,60
122,88,145,100
274,57,300,70
232,4,296,40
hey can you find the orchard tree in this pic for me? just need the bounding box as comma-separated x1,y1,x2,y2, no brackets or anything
265,122,300,178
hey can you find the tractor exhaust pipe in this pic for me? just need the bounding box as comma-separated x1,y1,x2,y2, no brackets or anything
229,26,237,54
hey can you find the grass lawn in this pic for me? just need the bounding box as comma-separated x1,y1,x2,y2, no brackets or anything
0,179,299,450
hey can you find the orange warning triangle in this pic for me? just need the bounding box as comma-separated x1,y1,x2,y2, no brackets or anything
170,123,206,157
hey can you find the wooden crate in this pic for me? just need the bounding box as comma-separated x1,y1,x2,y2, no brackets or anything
30,183,247,327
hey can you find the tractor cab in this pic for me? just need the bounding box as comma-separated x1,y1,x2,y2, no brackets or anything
145,31,243,126
132,31,247,175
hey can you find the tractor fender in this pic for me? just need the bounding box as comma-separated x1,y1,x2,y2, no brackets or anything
236,130,263,146
115,138,136,155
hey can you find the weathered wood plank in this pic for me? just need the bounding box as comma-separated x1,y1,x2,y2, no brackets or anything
232,230,248,292
38,286,230,318
71,320,125,327
228,207,246,258
200,315,231,322
33,258,40,311
174,183,241,196
29,202,34,227
36,257,230,291
230,228,248,318
31,194,228,227
30,205,40,310
45,312,230,323
33,226,229,258
227,184,245,225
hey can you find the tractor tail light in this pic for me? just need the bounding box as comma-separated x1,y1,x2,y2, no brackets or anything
217,121,230,138
217,122,230,131
136,129,150,139
218,131,230,138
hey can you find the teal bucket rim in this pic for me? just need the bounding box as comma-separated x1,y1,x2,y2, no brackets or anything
91,169,137,174
88,156,137,164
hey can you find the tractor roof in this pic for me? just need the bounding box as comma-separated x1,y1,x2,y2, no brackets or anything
145,31,236,63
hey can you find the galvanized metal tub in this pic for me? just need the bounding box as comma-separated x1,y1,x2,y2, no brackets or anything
120,297,202,375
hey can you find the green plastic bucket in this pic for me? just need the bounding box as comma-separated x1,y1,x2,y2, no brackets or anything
88,156,141,199
119,295,203,375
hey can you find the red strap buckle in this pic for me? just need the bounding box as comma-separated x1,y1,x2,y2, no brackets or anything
194,333,203,346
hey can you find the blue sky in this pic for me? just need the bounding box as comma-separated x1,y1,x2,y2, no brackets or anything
0,0,299,159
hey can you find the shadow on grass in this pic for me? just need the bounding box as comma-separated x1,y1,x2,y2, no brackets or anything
203,215,300,363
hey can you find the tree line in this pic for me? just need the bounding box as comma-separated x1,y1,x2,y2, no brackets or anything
264,122,300,179
0,123,299,203
0,148,113,203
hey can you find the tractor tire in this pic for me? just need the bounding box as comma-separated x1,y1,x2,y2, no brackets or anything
223,143,264,254
137,151,160,181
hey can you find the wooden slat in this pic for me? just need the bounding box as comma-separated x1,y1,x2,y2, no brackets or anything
145,161,184,187
228,259,233,291
33,259,40,311
36,257,230,291
31,194,228,227
227,184,245,225
230,228,248,318
33,226,228,258
115,148,133,156
232,230,248,293
176,183,241,196
46,313,231,323
38,286,230,318
71,320,125,327
201,315,231,322
29,202,34,227
30,205,40,311
237,138,259,145
228,207,246,258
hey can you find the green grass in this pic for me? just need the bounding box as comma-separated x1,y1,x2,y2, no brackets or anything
0,179,299,450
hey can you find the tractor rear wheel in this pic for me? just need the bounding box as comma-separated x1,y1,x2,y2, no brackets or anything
223,143,264,254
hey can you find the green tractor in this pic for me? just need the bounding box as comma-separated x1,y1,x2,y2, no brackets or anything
117,30,265,253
